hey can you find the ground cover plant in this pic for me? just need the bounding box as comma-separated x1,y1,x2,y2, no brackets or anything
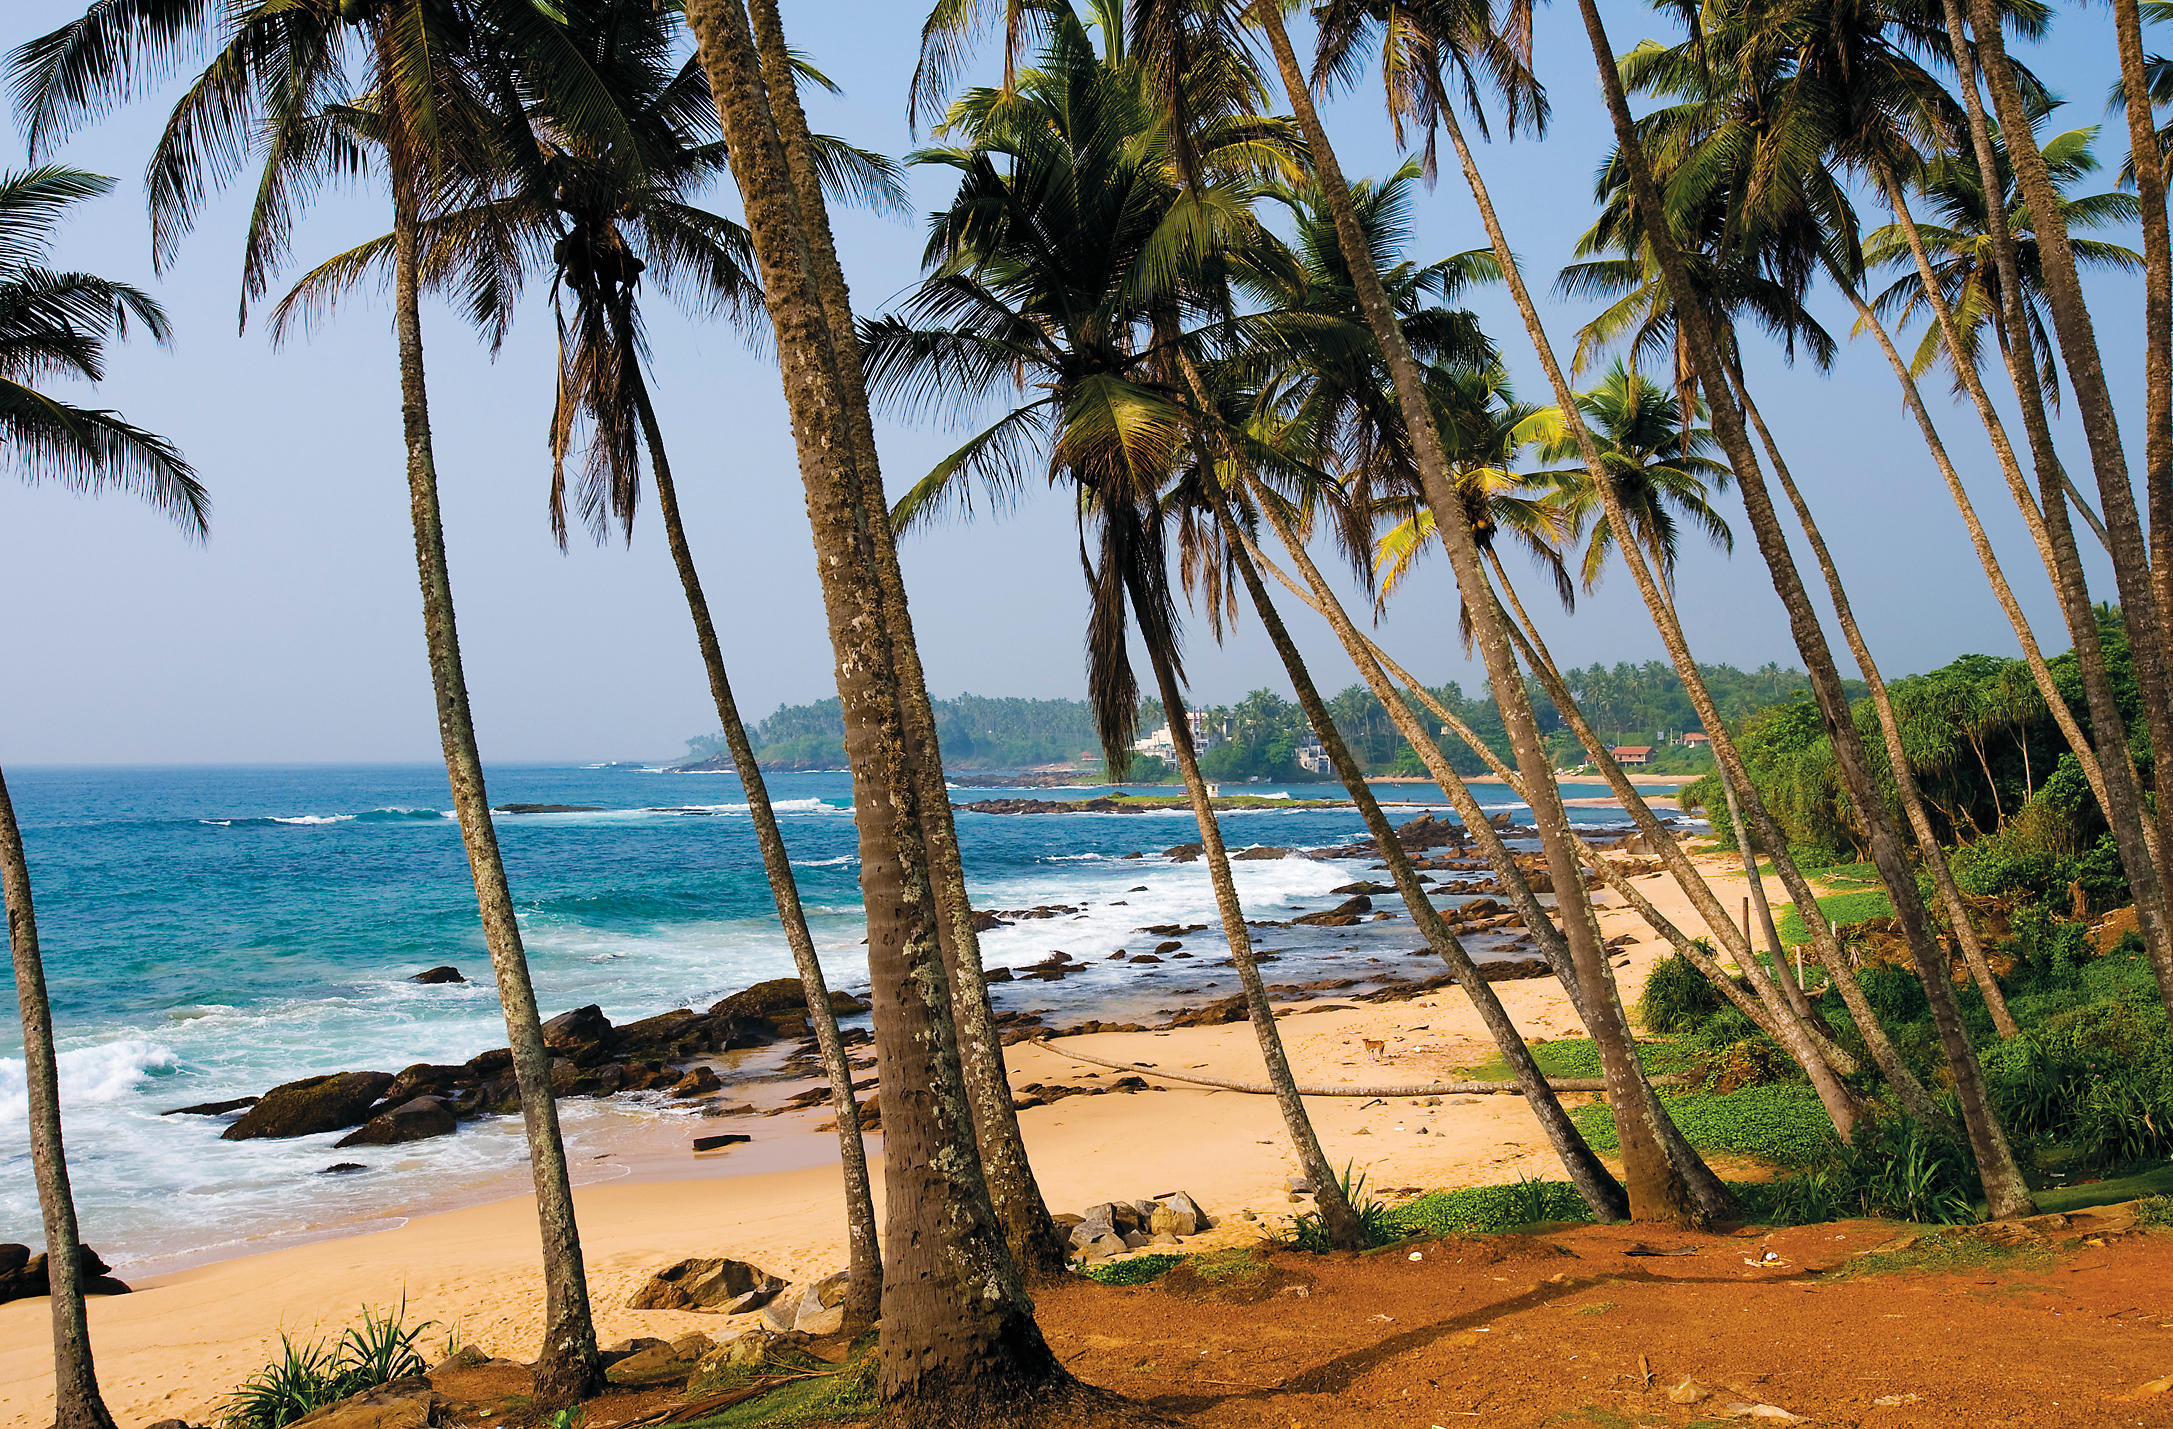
218,1304,432,1429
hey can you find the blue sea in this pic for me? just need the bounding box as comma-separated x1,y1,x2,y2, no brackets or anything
0,763,1674,1269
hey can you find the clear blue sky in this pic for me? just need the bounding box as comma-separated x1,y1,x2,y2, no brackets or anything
0,0,2140,764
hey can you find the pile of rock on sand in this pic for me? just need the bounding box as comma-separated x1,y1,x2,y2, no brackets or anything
145,1195,2173,1428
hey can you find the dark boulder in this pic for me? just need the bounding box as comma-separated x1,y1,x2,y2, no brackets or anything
320,1163,369,1174
541,1004,612,1048
0,1245,130,1305
1163,843,1203,862
408,966,466,984
1294,895,1373,926
334,1096,458,1149
223,1072,395,1141
383,1064,465,1102
1233,846,1290,860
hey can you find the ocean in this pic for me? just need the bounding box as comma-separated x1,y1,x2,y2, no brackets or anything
0,763,1671,1271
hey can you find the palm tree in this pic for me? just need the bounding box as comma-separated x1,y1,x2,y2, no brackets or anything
1517,361,1732,595
1962,0,2173,939
267,1,897,1323
8,0,611,1399
0,164,207,1429
1865,122,2140,443
678,1,1149,1418
1565,0,2036,1213
866,9,1372,1249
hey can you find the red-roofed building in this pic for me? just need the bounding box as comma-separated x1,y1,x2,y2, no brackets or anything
1682,731,1711,747
1613,745,1654,766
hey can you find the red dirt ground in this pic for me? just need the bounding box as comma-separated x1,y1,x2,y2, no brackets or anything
1030,1205,2173,1428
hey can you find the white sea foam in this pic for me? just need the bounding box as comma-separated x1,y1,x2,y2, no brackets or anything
0,1040,179,1124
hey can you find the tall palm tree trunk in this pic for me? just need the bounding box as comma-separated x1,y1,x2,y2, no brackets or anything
2114,0,2173,741
682,8,1109,1419
633,387,881,1328
1731,377,2019,1037
1881,118,2173,1008
1138,627,1364,1246
1251,6,1694,1224
1963,0,2173,883
1572,0,2033,1218
0,769,115,1429
1201,483,1629,1218
1477,562,1866,1135
388,163,603,1405
1417,76,1947,1138
1831,266,2130,852
745,0,1066,1276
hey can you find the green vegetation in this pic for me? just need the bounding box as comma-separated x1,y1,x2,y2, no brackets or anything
218,1304,433,1429
676,1342,879,1429
1388,1178,1597,1235
1449,1035,1699,1083
1774,889,1896,945
1572,1084,1838,1166
1282,1164,1406,1252
1079,1254,1185,1286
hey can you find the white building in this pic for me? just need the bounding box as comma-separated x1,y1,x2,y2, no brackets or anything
1295,737,1330,773
1132,709,1224,762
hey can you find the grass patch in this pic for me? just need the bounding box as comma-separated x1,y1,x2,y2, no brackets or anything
1388,1177,1597,1235
2031,1162,2173,1215
677,1340,878,1428
1831,1231,2052,1281
1572,1085,1837,1166
1079,1254,1183,1286
1775,888,1896,946
218,1303,433,1429
1449,1036,1700,1084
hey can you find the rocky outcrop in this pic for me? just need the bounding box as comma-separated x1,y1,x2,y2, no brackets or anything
1063,1191,1213,1259
223,1072,395,1141
334,1096,457,1148
627,1257,783,1313
407,966,466,984
1293,895,1373,926
607,1333,716,1383
761,1271,853,1336
0,1244,130,1305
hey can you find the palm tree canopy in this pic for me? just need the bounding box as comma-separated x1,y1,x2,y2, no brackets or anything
1862,117,2141,411
0,164,207,537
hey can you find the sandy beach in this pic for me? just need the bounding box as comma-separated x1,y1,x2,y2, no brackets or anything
0,844,1780,1427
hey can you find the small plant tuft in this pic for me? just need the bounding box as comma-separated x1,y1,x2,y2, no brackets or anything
219,1301,434,1429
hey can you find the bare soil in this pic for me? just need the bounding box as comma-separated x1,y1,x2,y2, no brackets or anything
420,1204,2173,1428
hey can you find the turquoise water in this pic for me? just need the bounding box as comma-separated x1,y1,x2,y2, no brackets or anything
0,764,1668,1266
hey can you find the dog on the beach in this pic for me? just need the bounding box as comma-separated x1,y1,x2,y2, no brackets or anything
1362,1037,1386,1060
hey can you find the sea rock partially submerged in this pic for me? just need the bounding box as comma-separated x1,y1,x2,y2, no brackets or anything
334,1095,457,1148
223,1072,395,1141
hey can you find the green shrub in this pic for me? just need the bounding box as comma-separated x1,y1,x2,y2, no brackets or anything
1572,1085,1839,1167
1763,1115,1976,1226
2133,1194,2173,1227
220,1303,433,1429
1387,1178,1597,1236
1639,951,1726,1033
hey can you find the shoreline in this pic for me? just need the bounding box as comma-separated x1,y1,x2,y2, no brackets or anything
0,845,1774,1427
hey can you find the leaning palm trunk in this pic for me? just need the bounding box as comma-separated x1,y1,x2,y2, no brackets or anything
1200,481,1628,1219
1879,141,2173,1008
1940,0,2173,998
1572,0,2034,1218
745,0,1066,1276
1251,8,1694,1224
634,388,881,1329
0,769,116,1429
2114,0,2173,752
1835,266,2133,859
1962,0,2173,894
1414,60,1948,1138
1137,629,1364,1246
1238,494,1836,1181
1731,377,2019,1038
684,8,1124,1420
388,159,603,1402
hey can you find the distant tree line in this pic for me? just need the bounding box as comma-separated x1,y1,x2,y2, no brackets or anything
696,662,1834,777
